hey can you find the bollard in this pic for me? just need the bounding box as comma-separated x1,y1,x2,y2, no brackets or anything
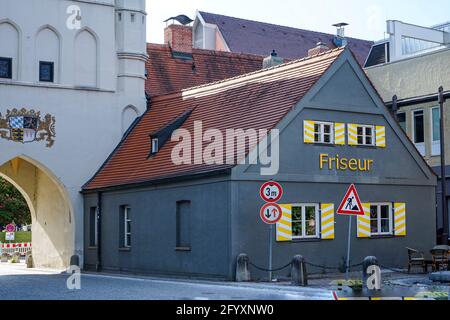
362,256,380,290
12,252,21,263
291,255,308,286
235,254,251,282
25,253,34,268
70,254,80,267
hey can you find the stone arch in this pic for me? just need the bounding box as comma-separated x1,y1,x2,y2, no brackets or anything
122,105,139,134
74,27,99,87
0,156,74,269
0,19,21,80
35,25,61,83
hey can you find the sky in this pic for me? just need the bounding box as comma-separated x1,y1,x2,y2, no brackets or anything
146,0,450,44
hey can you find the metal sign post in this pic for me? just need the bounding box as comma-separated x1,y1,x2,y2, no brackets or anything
439,87,448,244
260,181,284,282
260,202,282,282
337,184,365,280
345,216,352,279
269,224,273,281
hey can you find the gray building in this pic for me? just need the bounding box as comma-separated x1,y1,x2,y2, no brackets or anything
83,47,436,280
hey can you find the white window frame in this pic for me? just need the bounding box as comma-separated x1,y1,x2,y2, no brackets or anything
313,121,334,144
412,109,425,156
430,106,441,156
151,138,159,154
397,112,406,132
356,124,375,146
291,203,320,239
369,203,393,236
124,206,131,248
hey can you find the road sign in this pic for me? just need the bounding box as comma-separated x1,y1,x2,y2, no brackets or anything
5,224,15,233
260,181,283,203
337,184,364,216
6,232,15,241
260,203,283,225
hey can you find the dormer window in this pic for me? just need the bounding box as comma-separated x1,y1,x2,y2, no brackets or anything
151,138,159,154
147,108,194,158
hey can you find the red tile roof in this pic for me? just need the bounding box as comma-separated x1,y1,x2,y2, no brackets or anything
146,43,264,97
84,48,345,191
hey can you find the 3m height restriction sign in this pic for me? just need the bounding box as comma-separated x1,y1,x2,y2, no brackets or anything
337,184,364,216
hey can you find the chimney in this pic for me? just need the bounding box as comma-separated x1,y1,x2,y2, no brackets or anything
263,50,284,69
332,22,349,47
164,24,193,53
308,42,330,56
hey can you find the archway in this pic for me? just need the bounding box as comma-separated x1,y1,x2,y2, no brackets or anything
0,156,74,269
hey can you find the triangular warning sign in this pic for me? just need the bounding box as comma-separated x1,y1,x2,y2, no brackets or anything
337,184,364,216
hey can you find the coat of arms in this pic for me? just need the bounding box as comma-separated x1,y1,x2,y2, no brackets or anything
0,108,55,147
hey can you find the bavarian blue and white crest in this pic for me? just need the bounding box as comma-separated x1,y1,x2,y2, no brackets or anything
0,108,56,147
8,115,39,143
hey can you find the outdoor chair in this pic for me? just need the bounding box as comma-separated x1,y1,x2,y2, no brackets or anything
430,248,449,272
406,247,427,273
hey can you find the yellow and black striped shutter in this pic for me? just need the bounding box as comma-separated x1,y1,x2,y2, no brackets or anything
320,203,335,240
304,120,315,144
276,204,292,242
334,123,345,145
376,126,386,148
394,203,406,236
348,124,358,146
357,203,371,238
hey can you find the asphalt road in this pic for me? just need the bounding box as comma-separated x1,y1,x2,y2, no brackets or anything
0,263,333,300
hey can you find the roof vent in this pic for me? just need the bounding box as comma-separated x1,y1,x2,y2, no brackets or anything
263,50,284,69
332,22,349,47
308,42,330,56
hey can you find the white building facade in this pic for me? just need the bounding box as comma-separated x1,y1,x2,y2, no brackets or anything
365,20,450,67
0,0,147,268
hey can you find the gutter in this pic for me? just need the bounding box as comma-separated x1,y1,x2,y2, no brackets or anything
385,90,450,108
81,168,232,194
96,191,102,272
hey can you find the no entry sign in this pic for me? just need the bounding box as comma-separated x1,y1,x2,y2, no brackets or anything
260,181,283,203
260,203,282,225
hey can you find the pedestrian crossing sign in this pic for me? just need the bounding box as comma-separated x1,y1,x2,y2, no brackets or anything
337,184,364,216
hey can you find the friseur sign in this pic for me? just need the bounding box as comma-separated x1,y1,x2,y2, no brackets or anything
320,153,374,172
